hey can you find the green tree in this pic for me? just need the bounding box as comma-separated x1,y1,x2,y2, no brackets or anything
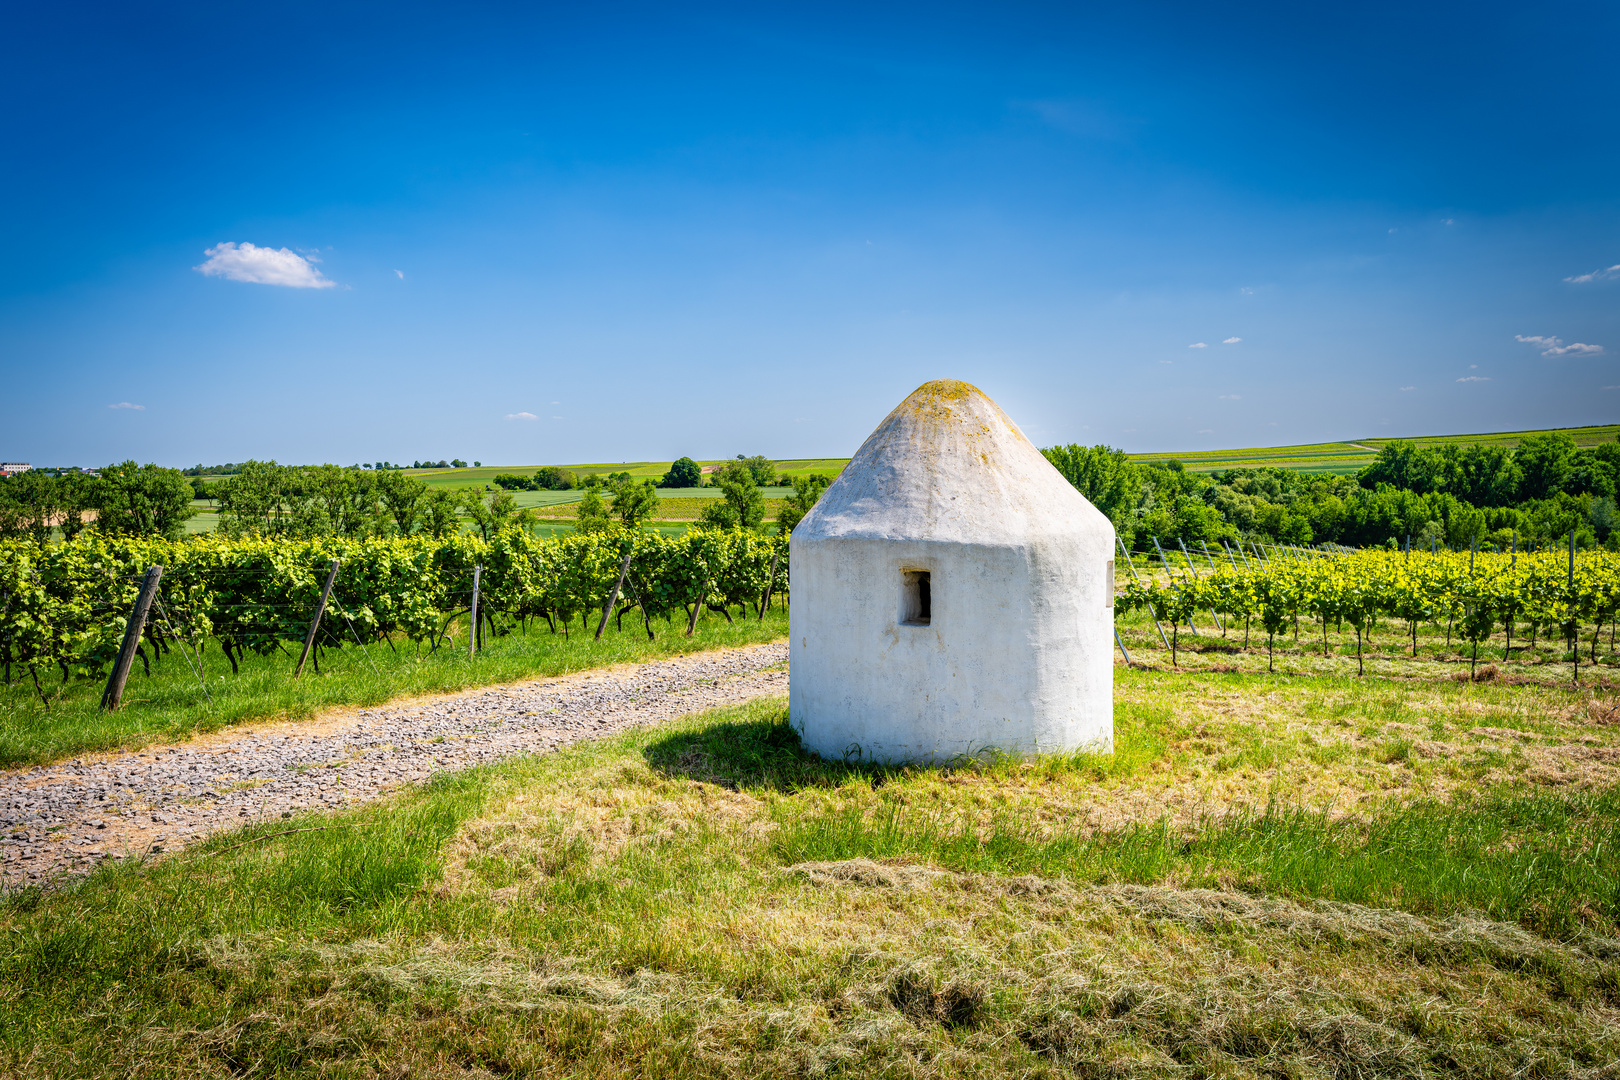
1041,444,1142,530
730,454,777,486
777,473,831,534
575,488,611,533
375,468,428,536
461,488,522,541
92,461,196,540
306,464,379,537
1516,433,1578,501
606,476,660,529
701,471,765,530
419,488,462,538
1438,444,1520,507
660,457,703,488
1358,440,1443,493
0,471,91,545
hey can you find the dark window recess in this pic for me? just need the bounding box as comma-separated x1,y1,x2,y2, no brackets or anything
901,570,931,626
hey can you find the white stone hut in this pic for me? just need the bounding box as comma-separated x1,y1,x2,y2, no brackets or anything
789,379,1114,763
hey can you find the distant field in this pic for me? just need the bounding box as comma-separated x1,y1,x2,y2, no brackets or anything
179,425,1617,513
1127,423,1619,474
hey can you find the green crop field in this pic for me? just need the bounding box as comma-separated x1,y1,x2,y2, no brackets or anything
1129,423,1620,475
395,424,1619,488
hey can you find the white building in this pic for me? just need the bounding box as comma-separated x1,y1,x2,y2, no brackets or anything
0,463,30,475
789,380,1115,764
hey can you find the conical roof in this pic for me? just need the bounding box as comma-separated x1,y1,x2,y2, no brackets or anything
796,379,1111,544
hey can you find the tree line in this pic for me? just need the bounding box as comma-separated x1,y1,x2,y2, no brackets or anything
0,463,196,544
1044,433,1620,551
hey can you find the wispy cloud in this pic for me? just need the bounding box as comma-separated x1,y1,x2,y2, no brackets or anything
1565,265,1620,284
1188,342,1207,349
1218,394,1241,400
1441,218,1455,225
1222,337,1241,344
195,242,335,288
1517,334,1604,357
394,269,405,280
505,411,538,421
1400,386,1416,391
1197,429,1214,434
1016,99,1131,139
1457,376,1491,383
108,402,145,410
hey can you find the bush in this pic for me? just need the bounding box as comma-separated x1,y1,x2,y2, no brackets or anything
533,467,575,491
491,473,534,491
660,457,703,488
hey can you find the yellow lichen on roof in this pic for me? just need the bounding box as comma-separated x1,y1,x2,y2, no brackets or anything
910,378,979,402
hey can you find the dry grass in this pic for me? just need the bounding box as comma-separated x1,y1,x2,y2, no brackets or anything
3,669,1619,1077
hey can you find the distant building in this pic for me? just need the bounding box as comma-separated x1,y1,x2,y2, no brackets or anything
1,463,30,475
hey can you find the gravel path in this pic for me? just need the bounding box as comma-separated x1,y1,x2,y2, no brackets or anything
0,643,788,889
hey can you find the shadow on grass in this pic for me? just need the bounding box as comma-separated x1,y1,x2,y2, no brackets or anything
642,711,907,793
641,702,1161,793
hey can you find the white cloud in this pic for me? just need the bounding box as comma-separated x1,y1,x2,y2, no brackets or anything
1158,360,1173,364
1565,265,1620,284
1222,337,1241,344
1239,287,1254,295
108,402,145,410
505,411,538,421
394,269,405,280
1517,334,1604,357
1549,342,1603,357
1457,376,1491,383
1441,218,1455,225
1400,386,1416,391
1218,394,1241,400
1188,342,1207,349
1388,227,1398,234
194,242,335,288
1605,386,1620,391
1197,429,1215,434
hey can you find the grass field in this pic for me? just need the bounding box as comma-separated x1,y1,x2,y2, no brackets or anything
1130,423,1620,475
3,661,1617,1077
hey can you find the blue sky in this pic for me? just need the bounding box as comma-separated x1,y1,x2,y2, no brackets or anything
3,0,1616,468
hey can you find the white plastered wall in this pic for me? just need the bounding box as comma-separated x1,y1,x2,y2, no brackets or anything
788,379,1115,765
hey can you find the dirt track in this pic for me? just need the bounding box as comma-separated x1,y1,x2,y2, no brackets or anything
0,643,788,889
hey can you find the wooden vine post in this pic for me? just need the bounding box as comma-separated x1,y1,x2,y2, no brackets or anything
1117,536,1171,651
469,565,481,660
595,548,633,641
685,578,711,637
757,546,780,619
101,564,163,711
293,560,340,679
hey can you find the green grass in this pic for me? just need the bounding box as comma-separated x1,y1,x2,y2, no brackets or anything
0,606,788,768
4,678,1620,1078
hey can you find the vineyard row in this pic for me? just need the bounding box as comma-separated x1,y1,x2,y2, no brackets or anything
0,528,787,696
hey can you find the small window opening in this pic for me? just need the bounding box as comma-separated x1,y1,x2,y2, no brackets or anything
901,569,931,626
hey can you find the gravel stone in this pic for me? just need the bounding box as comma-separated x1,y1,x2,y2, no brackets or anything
0,643,786,889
